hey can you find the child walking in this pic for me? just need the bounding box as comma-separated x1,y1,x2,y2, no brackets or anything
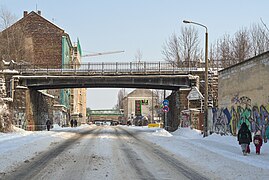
253,130,263,155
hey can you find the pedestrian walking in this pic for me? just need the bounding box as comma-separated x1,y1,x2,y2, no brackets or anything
253,130,263,155
74,119,77,127
70,119,74,127
46,119,52,131
237,122,252,155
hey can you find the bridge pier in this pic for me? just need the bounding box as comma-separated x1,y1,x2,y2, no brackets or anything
1,75,69,131
12,87,54,131
166,90,181,132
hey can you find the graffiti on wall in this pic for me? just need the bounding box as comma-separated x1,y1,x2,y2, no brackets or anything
212,107,230,135
13,111,26,129
213,95,269,141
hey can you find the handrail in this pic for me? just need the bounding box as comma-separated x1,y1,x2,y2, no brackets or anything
13,62,200,75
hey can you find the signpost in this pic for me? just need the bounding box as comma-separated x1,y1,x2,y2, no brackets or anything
162,99,169,112
162,99,169,130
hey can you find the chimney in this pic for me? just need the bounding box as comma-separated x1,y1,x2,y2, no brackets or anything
37,10,41,16
23,11,28,17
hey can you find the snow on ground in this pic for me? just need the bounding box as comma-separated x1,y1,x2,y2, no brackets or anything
122,126,269,179
0,124,93,174
1,125,269,179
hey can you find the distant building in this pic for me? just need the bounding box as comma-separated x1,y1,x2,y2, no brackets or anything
122,89,159,124
0,11,86,127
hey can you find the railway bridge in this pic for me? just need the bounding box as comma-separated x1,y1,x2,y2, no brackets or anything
1,61,201,130
13,62,198,90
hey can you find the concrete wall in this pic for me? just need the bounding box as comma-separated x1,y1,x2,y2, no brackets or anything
218,51,269,137
219,52,269,108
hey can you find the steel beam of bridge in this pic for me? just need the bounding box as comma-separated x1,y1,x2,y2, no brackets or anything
12,62,199,90
15,74,193,90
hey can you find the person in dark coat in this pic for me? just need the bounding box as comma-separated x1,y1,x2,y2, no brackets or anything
253,130,263,155
70,119,74,127
74,120,77,127
237,122,252,155
46,119,52,131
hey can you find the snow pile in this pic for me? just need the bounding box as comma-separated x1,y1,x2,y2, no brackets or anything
0,98,12,132
152,129,172,137
51,124,62,130
172,127,203,139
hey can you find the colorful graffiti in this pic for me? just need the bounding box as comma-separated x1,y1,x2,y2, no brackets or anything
213,95,269,141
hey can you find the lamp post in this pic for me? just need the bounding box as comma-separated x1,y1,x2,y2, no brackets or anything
183,20,208,137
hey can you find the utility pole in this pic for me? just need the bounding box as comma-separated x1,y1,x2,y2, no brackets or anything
183,20,209,137
151,89,154,124
164,90,167,130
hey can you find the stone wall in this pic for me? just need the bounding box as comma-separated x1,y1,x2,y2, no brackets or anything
0,76,6,98
166,91,180,132
12,88,54,131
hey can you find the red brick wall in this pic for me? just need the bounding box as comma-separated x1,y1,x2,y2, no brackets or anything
21,13,64,67
1,12,65,68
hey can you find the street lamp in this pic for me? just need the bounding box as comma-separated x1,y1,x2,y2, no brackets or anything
183,20,208,137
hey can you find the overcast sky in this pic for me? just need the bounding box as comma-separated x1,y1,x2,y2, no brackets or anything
1,0,269,109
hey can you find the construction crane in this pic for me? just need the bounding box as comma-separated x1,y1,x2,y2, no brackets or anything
82,50,124,57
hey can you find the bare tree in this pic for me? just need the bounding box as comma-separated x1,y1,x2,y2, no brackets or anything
162,27,201,68
134,49,143,62
162,33,181,66
209,42,219,69
231,28,251,63
179,26,201,68
0,6,16,30
0,7,25,61
213,34,234,68
211,24,269,69
249,23,269,56
116,88,127,110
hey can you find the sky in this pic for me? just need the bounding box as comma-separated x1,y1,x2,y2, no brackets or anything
1,125,269,179
1,0,269,109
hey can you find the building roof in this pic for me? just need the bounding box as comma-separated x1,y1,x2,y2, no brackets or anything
126,89,158,98
1,11,64,33
1,10,73,50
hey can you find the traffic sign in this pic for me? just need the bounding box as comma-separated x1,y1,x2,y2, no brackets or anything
163,99,169,106
162,105,169,112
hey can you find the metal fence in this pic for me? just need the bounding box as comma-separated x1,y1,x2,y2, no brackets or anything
14,62,198,75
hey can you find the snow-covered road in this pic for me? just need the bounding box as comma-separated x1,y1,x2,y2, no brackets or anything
1,125,269,180
1,126,209,180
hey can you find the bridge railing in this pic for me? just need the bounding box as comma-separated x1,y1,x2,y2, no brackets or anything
15,61,198,75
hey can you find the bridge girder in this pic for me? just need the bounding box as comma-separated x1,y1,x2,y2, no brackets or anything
15,74,194,90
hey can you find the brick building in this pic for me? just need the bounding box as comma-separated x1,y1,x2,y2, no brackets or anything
0,11,86,129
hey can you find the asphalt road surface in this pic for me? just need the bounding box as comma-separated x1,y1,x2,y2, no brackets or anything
3,126,210,180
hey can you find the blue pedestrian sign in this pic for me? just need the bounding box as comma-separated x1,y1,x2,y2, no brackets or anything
163,99,169,106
